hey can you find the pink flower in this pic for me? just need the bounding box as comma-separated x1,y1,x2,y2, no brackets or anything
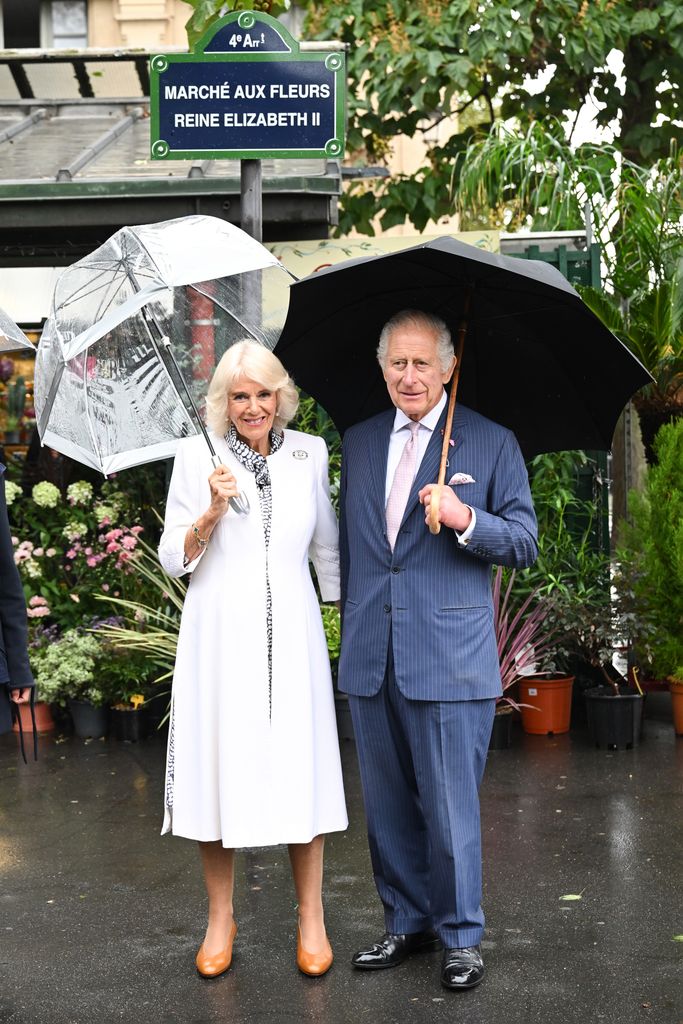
105,528,123,541
11,536,18,546
66,549,77,559
101,584,110,592
46,548,56,557
131,526,143,535
84,547,93,556
121,535,137,550
28,595,48,607
106,541,120,554
86,556,98,567
99,517,111,526
27,606,50,618
34,547,44,557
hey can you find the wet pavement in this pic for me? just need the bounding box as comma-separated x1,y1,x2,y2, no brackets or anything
1,696,681,1024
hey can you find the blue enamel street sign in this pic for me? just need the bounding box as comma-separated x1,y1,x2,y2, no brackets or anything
150,11,345,161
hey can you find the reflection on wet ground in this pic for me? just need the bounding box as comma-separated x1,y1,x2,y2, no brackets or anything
1,697,681,1024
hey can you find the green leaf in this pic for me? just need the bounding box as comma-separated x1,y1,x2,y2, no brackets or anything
631,9,661,34
560,894,583,901
672,935,683,942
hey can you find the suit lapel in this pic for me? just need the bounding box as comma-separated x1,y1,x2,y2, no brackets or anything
366,411,393,525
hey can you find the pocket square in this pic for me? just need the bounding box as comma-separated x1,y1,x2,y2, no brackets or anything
448,472,476,485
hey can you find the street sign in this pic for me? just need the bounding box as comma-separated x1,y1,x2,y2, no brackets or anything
150,11,346,161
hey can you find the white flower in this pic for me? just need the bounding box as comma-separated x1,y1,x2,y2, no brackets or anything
4,480,22,506
32,481,61,508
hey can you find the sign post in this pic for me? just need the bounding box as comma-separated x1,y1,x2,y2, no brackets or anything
150,10,346,241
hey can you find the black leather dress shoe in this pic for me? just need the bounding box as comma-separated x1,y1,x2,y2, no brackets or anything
440,945,485,989
352,930,442,970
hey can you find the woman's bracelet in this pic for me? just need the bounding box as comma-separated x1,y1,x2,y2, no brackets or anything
192,522,209,549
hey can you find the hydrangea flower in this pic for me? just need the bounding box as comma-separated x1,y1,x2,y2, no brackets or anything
63,521,88,542
93,503,115,524
32,481,61,508
66,480,93,506
4,480,22,506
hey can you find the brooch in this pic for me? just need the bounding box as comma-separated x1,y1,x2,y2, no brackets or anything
292,450,308,460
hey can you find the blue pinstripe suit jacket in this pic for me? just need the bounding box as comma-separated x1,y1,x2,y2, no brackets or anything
338,402,538,701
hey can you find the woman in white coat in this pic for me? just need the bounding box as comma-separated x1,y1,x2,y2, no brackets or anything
159,341,347,979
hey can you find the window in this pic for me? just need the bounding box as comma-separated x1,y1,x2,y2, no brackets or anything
0,0,87,48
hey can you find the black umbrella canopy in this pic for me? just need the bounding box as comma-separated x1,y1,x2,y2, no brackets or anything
274,236,652,457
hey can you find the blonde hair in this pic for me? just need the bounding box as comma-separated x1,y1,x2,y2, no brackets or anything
205,340,299,435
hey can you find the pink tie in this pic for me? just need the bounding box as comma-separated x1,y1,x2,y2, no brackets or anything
386,421,420,550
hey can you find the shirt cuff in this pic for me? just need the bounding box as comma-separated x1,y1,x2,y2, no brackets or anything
455,506,476,547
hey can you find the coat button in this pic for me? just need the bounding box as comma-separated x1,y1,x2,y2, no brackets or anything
383,604,391,613
391,566,400,574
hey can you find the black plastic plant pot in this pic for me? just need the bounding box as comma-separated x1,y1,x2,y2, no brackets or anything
109,708,148,742
489,708,513,750
67,698,109,740
584,686,644,750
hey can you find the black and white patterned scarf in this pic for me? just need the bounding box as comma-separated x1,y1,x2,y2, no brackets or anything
227,423,284,718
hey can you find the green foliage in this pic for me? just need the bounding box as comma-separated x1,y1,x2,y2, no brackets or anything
181,0,291,49
509,451,615,679
305,0,683,233
30,629,104,706
6,376,26,427
320,603,340,675
94,538,186,688
615,418,683,679
291,392,341,509
7,475,154,633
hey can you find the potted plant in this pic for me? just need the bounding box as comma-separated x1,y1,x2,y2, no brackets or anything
28,627,105,738
104,644,155,741
507,450,612,735
614,418,683,736
490,566,556,747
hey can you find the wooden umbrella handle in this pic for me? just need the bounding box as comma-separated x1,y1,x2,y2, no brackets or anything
428,293,470,535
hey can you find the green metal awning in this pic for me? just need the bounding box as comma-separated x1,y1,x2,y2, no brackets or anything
0,47,342,267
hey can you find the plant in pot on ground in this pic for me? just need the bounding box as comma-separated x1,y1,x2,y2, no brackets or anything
613,418,683,734
490,565,557,747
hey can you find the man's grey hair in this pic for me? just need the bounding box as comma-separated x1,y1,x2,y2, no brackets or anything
377,310,454,373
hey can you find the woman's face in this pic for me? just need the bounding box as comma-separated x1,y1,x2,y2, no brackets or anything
227,376,278,455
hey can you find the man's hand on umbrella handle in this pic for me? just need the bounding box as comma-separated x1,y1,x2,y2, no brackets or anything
10,688,31,705
419,484,472,535
208,464,240,516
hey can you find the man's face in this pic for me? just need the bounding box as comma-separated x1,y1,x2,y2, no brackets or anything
382,324,454,421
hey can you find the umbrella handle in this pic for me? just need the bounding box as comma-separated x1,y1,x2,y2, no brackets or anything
210,454,250,516
428,290,470,536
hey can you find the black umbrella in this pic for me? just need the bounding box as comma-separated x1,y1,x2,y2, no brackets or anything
274,236,652,459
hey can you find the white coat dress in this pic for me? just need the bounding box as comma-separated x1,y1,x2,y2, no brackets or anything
158,428,348,848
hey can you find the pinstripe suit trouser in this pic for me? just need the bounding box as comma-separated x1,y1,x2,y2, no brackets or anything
349,644,495,948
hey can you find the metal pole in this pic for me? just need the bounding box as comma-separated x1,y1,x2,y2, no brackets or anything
240,158,263,336
240,159,263,242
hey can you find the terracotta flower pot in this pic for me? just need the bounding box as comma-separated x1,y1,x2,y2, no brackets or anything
518,676,574,735
669,680,683,737
11,700,55,733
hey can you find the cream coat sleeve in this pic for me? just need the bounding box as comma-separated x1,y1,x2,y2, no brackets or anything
308,436,340,602
158,439,210,578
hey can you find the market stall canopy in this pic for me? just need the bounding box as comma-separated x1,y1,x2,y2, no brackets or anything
0,48,341,268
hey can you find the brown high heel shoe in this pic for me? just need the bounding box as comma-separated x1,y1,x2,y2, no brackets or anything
196,920,238,978
296,922,333,977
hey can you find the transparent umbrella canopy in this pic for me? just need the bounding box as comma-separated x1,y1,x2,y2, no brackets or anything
34,215,291,477
0,306,34,353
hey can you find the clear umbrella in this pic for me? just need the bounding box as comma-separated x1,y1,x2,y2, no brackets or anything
0,307,34,353
34,216,292,491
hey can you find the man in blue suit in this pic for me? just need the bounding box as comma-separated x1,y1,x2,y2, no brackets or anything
338,309,537,990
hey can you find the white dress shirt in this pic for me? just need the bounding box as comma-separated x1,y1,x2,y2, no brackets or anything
385,390,476,546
